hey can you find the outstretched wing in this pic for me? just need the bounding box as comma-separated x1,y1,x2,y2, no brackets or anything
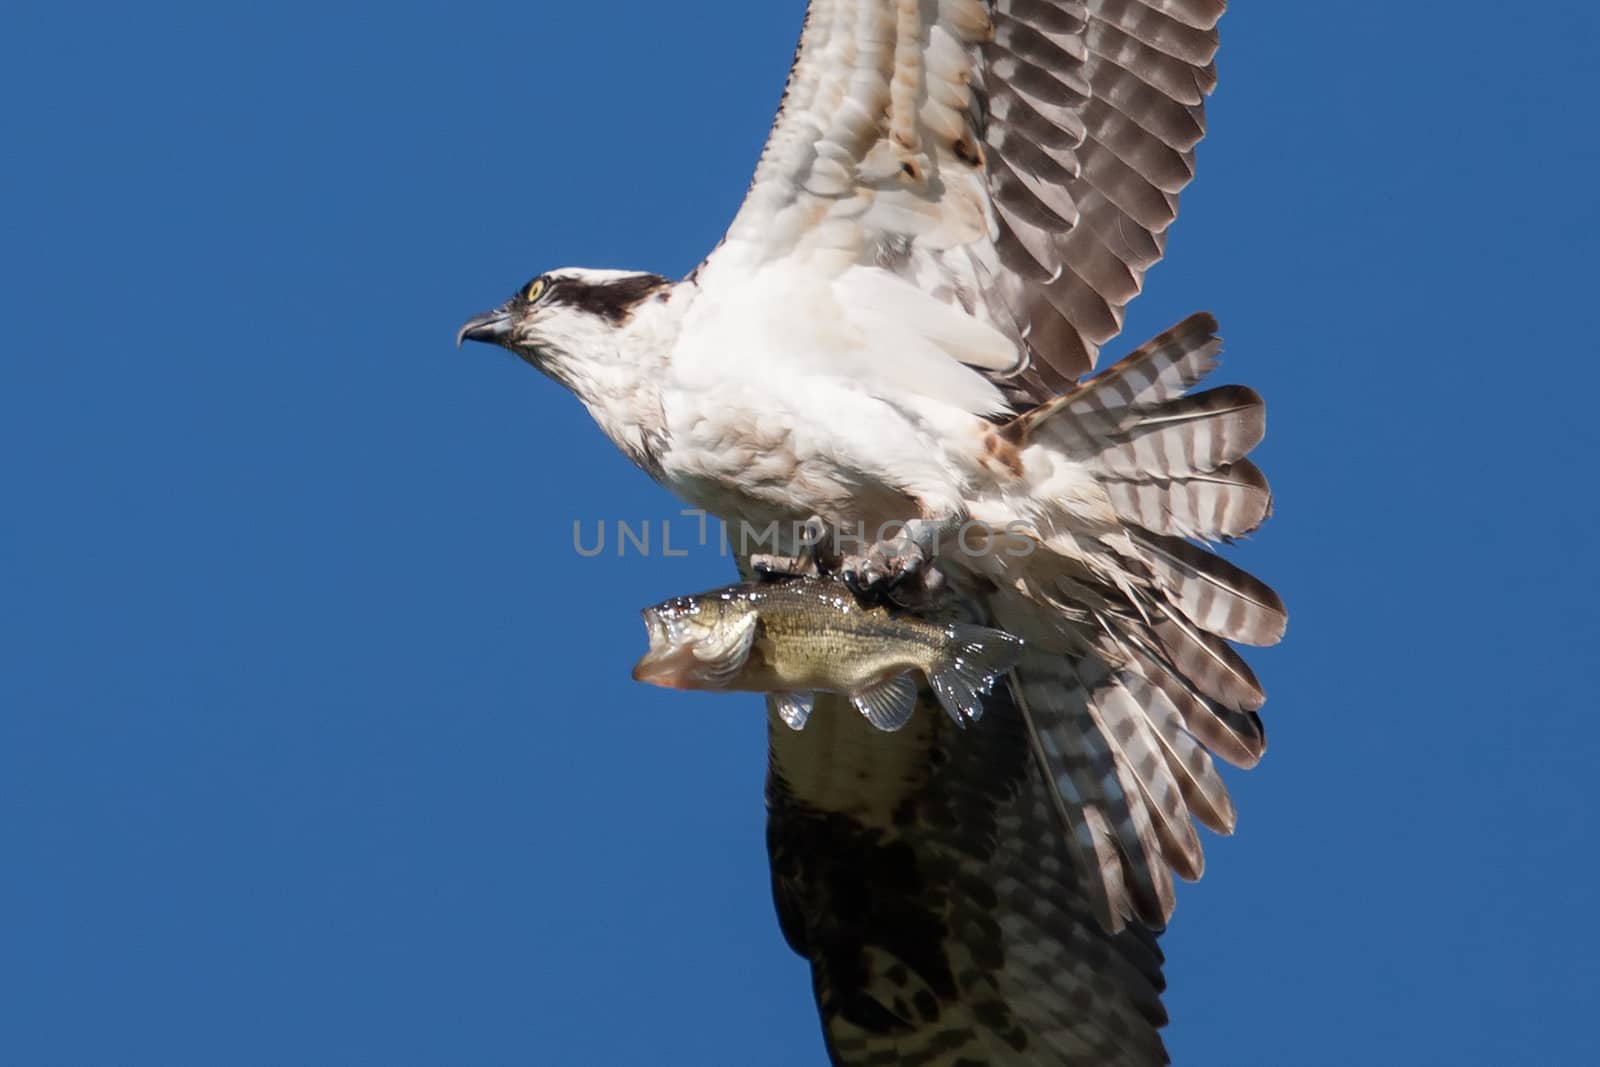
707,0,1224,397
767,681,1171,1066
709,3,1269,1054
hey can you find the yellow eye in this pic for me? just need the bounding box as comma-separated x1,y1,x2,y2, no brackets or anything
524,278,546,303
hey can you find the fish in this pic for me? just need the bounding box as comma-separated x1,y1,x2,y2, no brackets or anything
631,577,1025,732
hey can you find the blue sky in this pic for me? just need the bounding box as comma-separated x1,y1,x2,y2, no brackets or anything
4,2,1597,1063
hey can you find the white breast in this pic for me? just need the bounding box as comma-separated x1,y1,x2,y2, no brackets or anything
654,260,1014,525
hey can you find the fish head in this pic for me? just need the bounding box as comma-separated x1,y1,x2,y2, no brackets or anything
631,594,760,691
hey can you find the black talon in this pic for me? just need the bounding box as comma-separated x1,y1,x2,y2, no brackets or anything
843,567,886,604
799,515,840,575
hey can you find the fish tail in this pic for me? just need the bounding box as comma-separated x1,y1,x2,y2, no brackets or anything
926,624,1025,727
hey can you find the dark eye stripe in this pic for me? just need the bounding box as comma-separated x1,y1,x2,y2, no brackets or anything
542,273,670,324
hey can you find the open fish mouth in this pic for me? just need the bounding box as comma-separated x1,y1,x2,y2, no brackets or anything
631,609,695,687
631,641,707,689
631,605,759,691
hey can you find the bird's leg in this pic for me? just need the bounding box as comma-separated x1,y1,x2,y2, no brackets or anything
838,516,956,602
751,516,834,581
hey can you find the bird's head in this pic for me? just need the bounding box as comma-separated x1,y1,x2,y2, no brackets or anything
457,268,672,391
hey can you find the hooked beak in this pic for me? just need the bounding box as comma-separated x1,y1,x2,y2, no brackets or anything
456,307,514,348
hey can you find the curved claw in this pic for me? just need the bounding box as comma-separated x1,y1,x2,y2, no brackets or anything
840,537,928,602
751,554,804,581
751,515,838,582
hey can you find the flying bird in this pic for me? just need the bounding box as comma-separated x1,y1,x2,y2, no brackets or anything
460,1,1281,1063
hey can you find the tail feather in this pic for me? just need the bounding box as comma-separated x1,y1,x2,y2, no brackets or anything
1094,681,1205,882
1091,386,1265,481
1103,458,1272,541
1130,634,1266,771
1010,652,1176,930
1076,312,1222,415
1005,311,1223,449
1134,531,1288,647
1148,611,1266,712
968,312,1281,931
1011,661,1125,931
1122,675,1236,835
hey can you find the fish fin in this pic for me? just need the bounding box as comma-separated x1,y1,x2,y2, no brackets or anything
849,673,919,732
690,610,758,686
773,691,815,731
927,624,1026,727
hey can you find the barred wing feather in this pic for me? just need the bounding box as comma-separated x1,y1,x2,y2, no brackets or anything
710,0,1226,398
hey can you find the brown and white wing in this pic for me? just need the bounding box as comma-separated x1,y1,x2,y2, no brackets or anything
767,682,1170,1066
708,0,1225,397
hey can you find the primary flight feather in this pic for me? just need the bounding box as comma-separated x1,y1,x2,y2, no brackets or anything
459,1,1277,1063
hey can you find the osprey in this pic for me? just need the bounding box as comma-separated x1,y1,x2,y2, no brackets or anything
461,1,1280,1063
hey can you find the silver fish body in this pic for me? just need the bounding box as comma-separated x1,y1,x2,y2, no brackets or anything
632,578,1023,731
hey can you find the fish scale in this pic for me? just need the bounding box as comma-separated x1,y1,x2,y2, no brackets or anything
633,577,1024,734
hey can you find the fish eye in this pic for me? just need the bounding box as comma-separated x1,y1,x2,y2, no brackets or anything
523,277,547,303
